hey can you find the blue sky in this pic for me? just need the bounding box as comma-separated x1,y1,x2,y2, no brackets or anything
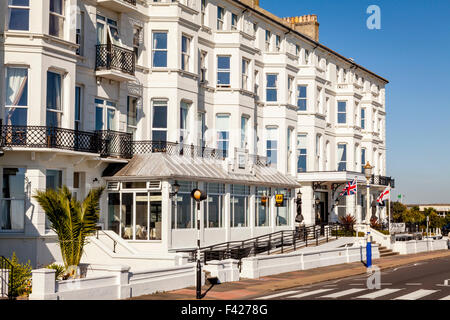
261,0,450,204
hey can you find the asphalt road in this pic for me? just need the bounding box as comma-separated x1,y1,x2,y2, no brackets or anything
253,256,450,300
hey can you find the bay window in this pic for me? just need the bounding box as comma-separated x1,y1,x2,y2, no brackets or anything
152,100,167,142
181,35,191,71
337,143,347,171
152,32,168,67
216,114,229,158
217,56,230,86
338,101,347,124
180,101,190,144
49,0,65,38
266,127,278,166
8,0,30,31
266,74,278,102
46,71,62,127
5,67,28,126
297,85,307,111
297,134,307,172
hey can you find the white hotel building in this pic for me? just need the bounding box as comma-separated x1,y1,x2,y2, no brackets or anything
0,0,394,268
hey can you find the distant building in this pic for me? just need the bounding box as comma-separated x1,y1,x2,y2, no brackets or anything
406,204,450,217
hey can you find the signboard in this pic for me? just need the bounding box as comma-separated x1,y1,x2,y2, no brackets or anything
275,194,284,207
390,223,405,233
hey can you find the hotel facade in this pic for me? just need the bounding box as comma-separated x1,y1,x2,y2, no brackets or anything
0,0,394,267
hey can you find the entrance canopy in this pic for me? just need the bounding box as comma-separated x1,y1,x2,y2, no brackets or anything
105,153,300,188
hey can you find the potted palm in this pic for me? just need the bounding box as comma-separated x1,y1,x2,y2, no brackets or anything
34,186,104,279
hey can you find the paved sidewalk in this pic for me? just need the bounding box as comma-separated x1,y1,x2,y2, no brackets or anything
130,250,450,300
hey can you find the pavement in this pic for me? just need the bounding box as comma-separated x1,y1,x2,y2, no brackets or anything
130,249,450,300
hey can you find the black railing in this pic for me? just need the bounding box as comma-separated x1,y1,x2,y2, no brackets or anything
96,229,117,253
181,223,349,269
371,175,395,188
0,125,99,153
96,44,135,76
0,125,272,165
1,256,14,300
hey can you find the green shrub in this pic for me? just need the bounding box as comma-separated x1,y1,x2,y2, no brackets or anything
358,232,365,237
379,230,390,235
7,252,32,297
45,263,66,280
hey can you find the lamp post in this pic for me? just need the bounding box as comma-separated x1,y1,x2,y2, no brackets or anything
364,162,374,225
190,188,207,300
295,190,303,224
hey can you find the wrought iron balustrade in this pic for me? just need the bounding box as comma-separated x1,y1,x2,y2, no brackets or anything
1,256,14,299
123,0,137,5
96,130,132,158
95,44,135,76
371,175,395,188
132,141,226,160
0,125,99,153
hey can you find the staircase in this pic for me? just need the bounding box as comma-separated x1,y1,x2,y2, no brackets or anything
372,241,399,258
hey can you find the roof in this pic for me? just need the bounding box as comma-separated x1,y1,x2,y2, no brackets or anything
105,153,300,188
233,0,389,84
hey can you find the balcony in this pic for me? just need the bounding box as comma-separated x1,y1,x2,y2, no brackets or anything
0,126,271,166
95,44,135,82
96,0,138,13
371,175,395,188
0,125,99,154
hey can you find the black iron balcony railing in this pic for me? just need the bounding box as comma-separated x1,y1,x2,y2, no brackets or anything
0,125,99,153
0,125,267,164
123,0,137,5
371,175,395,188
95,44,135,76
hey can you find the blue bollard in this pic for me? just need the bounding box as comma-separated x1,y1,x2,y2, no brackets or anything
366,232,372,268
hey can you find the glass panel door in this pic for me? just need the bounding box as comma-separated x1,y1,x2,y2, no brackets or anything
135,193,148,240
150,193,162,240
108,193,120,235
121,193,133,239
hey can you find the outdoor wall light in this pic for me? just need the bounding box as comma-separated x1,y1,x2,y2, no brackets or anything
170,181,180,198
92,178,99,183
364,162,374,180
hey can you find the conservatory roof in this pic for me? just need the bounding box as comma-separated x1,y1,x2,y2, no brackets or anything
105,153,300,188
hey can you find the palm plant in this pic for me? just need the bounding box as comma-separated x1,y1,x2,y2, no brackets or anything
339,214,357,233
33,186,104,273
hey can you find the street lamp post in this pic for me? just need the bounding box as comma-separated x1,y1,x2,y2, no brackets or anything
364,162,374,225
190,188,207,300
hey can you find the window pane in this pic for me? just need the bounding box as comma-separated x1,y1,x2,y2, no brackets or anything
267,74,277,87
153,51,167,67
6,68,28,107
338,101,346,112
46,72,62,110
153,33,167,49
5,108,27,126
107,109,116,130
338,113,346,123
266,89,277,102
217,72,230,85
49,15,64,38
46,170,62,190
299,86,307,98
95,106,103,130
46,111,61,127
127,97,137,127
153,105,167,128
217,56,230,69
8,8,29,31
75,86,81,122
11,0,29,5
50,0,63,14
152,130,167,142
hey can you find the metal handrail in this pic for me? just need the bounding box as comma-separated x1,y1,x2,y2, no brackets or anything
1,256,14,300
96,229,117,253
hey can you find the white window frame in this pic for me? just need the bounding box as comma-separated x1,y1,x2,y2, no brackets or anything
151,100,168,141
337,143,347,171
76,9,84,55
266,73,278,102
337,101,347,124
201,0,207,26
217,6,224,30
217,55,231,87
275,34,281,52
265,30,271,51
75,85,83,130
297,85,307,111
200,50,207,83
181,34,191,71
231,13,238,30
4,66,29,126
242,58,249,90
49,0,65,39
152,31,168,68
7,0,30,31
361,108,366,129
95,98,117,131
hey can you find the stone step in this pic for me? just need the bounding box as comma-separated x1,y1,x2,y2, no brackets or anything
380,251,399,257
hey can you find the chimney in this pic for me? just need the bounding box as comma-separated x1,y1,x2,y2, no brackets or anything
282,15,319,42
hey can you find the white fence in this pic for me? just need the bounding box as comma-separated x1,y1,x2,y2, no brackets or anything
29,263,203,300
240,244,380,279
392,239,448,255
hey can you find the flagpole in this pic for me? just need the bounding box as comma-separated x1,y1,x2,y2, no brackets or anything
388,183,391,234
355,176,358,226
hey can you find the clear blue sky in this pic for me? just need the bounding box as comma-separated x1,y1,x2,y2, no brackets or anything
260,0,450,204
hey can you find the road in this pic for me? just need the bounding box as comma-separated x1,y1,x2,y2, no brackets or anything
253,256,450,300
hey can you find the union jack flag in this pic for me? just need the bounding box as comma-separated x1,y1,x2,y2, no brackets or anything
339,178,357,196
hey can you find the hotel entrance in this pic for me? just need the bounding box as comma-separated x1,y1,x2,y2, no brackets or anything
107,185,162,241
314,191,329,224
